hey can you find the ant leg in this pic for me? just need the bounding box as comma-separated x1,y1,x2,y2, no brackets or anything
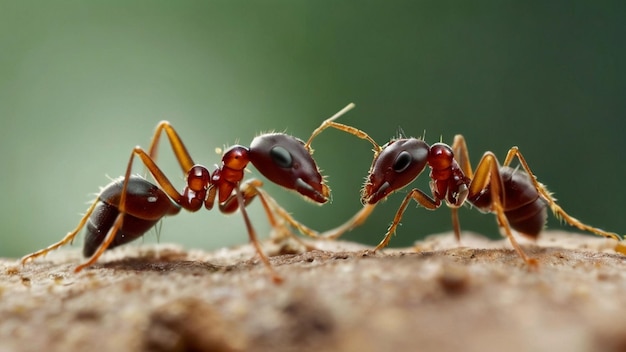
450,208,462,243
73,213,124,272
220,180,376,252
20,199,100,265
503,147,621,241
374,189,440,251
260,189,378,241
233,183,282,283
132,146,190,201
256,188,320,238
315,203,377,240
253,188,324,251
470,152,538,267
218,179,289,235
451,134,474,178
218,179,264,214
448,135,474,242
146,121,195,173
220,180,317,249
220,179,314,237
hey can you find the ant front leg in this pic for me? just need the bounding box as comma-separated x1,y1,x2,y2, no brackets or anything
218,179,376,258
374,188,440,251
469,152,538,267
216,179,265,214
230,182,283,283
256,187,378,242
315,203,378,240
448,134,475,243
502,147,621,241
220,180,317,250
218,178,332,282
451,135,474,178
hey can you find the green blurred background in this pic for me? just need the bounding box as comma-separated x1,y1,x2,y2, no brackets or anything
1,1,624,258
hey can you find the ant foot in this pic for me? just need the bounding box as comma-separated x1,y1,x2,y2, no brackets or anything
525,258,540,271
614,241,626,256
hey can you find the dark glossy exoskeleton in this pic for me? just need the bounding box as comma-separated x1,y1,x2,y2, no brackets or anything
469,166,547,237
301,116,622,266
21,104,356,281
82,176,181,257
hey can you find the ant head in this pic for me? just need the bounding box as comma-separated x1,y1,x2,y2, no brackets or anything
249,133,330,204
361,138,430,204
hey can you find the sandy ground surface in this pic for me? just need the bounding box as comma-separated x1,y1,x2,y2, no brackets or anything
1,230,626,352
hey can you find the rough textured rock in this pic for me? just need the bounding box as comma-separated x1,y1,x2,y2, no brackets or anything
1,231,625,352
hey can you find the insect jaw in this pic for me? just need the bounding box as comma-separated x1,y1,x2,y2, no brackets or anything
294,177,330,204
361,180,391,205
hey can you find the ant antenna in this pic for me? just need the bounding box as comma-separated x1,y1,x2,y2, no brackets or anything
306,103,383,154
306,103,355,148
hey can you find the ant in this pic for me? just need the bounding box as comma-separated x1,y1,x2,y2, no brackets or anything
21,104,356,282
278,113,623,266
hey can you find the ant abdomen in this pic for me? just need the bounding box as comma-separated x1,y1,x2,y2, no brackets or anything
472,166,548,238
83,176,180,257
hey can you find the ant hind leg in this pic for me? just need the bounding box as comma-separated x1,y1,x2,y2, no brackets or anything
503,147,621,241
20,199,100,265
470,152,539,267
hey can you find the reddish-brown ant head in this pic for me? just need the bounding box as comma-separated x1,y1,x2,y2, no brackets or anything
249,133,330,204
362,138,430,204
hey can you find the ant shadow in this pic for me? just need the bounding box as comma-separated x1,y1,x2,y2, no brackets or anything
97,257,226,275
90,248,234,275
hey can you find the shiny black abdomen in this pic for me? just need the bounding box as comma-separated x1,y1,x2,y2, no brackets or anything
83,176,181,257
470,166,547,239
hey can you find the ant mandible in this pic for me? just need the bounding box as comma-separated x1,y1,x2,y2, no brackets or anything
21,104,356,282
286,113,623,266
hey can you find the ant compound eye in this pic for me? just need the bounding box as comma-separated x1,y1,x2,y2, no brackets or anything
270,146,293,168
393,151,413,172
